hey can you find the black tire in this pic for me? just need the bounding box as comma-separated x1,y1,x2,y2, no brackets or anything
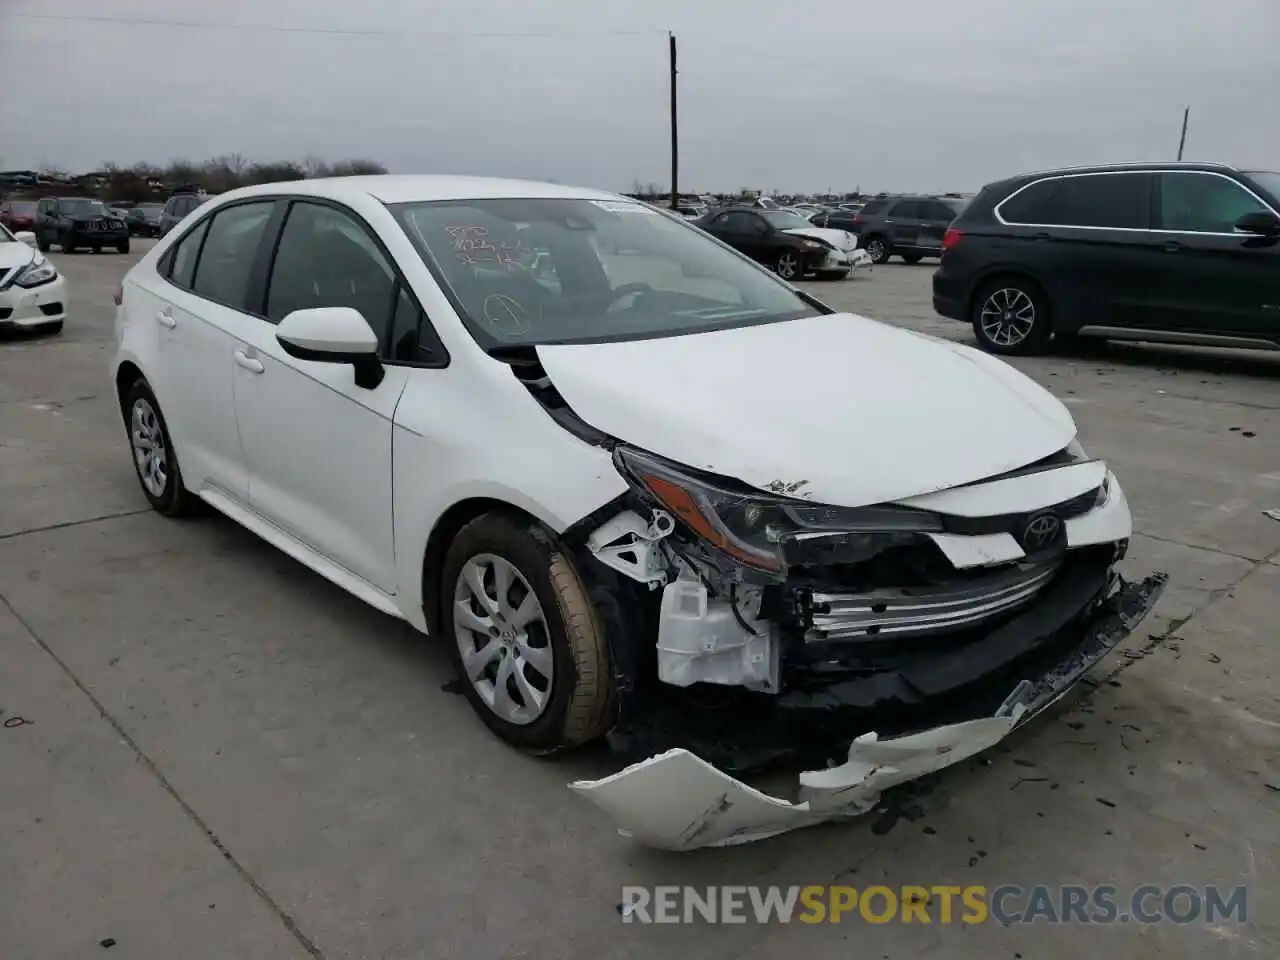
118,240,131,254
901,253,924,265
61,235,76,253
121,379,204,517
36,233,49,253
92,245,102,254
441,512,614,753
864,235,890,265
971,277,1052,356
818,269,850,281
775,248,802,281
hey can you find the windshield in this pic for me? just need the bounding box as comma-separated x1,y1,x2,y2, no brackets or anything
390,197,819,347
761,210,814,230
61,199,109,217
0,222,13,242
1244,171,1280,206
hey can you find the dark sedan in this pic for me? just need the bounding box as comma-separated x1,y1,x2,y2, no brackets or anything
694,206,855,280
126,203,164,237
35,197,130,254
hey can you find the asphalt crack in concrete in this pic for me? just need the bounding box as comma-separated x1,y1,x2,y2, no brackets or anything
0,590,325,959
0,508,153,542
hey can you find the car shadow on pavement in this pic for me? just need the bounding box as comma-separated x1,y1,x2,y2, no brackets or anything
1053,337,1280,380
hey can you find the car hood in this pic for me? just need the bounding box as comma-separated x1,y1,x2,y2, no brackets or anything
783,226,858,250
0,241,36,271
534,313,1076,507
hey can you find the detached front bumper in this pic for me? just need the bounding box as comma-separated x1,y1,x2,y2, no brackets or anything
570,569,1166,850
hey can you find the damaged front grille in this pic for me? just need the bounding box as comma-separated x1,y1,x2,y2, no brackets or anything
805,557,1063,642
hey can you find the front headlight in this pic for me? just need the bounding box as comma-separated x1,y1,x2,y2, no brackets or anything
615,446,941,572
800,240,827,251
14,258,57,288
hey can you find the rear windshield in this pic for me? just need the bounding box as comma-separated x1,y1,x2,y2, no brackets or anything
390,197,819,348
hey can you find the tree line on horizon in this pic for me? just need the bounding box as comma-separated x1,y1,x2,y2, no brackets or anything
6,155,389,202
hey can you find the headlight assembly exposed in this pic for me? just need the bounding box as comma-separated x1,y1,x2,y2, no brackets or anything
614,446,942,573
14,258,57,289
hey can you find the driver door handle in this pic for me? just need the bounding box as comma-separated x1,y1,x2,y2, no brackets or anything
234,350,264,374
156,309,176,329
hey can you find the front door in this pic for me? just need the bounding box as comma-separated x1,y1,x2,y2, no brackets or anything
1146,170,1280,340
231,199,410,593
883,199,923,252
915,200,960,255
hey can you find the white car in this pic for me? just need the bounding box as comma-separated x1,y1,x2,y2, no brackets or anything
111,176,1164,849
0,224,67,334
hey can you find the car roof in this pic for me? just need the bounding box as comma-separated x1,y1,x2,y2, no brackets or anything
209,174,622,206
1013,160,1235,179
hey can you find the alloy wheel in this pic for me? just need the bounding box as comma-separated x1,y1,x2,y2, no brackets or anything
453,553,554,725
777,253,799,279
980,287,1036,347
130,398,168,498
866,239,887,263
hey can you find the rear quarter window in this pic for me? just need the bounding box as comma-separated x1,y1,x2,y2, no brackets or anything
859,200,889,216
997,180,1060,224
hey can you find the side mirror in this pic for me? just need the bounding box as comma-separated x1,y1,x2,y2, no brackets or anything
15,231,37,248
276,306,385,389
1234,211,1280,237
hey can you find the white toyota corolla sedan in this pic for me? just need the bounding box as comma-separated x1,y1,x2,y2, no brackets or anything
0,223,67,334
111,176,1164,849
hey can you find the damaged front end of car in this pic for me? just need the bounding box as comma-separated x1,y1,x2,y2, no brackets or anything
562,443,1166,851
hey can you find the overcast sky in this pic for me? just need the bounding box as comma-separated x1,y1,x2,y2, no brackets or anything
1,0,1276,194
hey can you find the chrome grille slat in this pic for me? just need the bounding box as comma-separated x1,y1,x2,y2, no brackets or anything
807,560,1062,642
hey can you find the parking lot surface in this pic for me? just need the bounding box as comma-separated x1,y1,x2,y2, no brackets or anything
1,246,1276,958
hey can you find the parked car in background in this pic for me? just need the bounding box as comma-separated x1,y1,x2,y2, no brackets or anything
127,203,165,237
696,205,867,279
34,197,130,254
818,195,967,265
159,192,209,236
0,220,67,334
933,161,1280,355
1,198,39,233
109,174,1160,850
674,202,707,220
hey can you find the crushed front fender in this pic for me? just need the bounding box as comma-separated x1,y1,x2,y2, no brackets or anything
569,571,1166,851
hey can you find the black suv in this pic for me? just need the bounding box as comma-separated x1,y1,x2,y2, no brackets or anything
932,162,1280,355
159,192,208,237
813,195,966,265
34,197,130,253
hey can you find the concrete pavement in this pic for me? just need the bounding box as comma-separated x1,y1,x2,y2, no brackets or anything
0,247,1276,958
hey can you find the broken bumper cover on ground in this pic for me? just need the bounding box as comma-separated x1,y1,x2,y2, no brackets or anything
569,570,1166,851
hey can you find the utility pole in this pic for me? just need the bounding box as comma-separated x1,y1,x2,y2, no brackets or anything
1176,106,1190,161
669,32,679,212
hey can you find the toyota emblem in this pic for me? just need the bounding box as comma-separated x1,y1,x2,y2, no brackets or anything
1021,511,1063,552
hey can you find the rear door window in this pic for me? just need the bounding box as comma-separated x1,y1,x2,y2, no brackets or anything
859,200,889,216
190,202,274,309
888,200,921,219
1157,172,1272,233
1032,173,1153,229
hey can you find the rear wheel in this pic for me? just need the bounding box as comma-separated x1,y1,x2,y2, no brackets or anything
442,512,614,753
901,253,924,265
864,235,890,264
122,380,204,517
971,278,1052,356
775,249,801,280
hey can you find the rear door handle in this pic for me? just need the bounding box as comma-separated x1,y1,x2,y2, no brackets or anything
234,350,264,374
155,309,176,329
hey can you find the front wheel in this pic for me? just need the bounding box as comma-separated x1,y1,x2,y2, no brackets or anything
61,236,76,253
971,279,1052,356
775,249,801,280
864,235,890,264
36,233,49,252
118,240,131,254
442,512,614,753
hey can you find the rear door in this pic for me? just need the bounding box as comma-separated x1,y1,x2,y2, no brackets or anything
148,200,278,503
1149,170,1280,340
996,171,1158,329
883,199,922,251
916,200,963,254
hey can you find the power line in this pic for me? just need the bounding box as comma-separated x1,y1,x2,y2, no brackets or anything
5,12,667,41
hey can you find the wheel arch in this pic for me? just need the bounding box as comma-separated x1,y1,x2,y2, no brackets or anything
115,361,146,416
